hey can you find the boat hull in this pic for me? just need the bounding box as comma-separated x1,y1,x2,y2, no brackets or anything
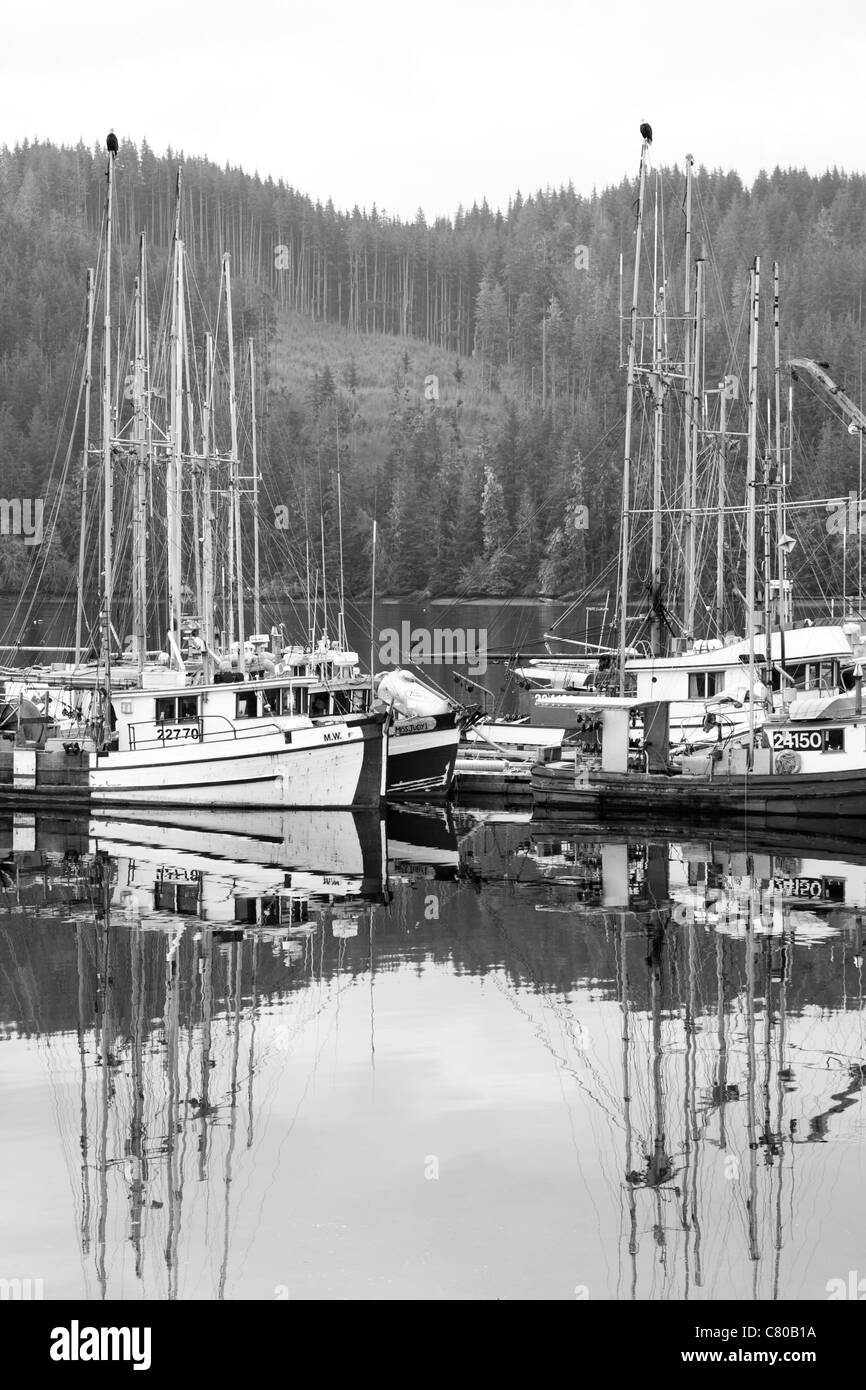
531,761,866,826
90,716,385,808
385,712,459,799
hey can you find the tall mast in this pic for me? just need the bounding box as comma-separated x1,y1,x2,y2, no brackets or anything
773,262,788,706
746,258,761,750
649,174,664,659
248,338,261,638
715,384,727,634
167,171,184,658
131,233,148,675
201,332,216,683
75,267,95,667
684,255,704,645
223,254,246,676
336,451,346,649
102,150,115,693
681,156,695,647
618,136,649,693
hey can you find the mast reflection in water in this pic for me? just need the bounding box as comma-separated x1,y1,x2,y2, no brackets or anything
0,808,863,1300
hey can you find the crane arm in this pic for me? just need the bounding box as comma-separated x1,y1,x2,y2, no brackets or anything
789,357,866,434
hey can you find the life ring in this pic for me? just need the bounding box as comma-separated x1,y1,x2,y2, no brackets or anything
775,750,801,775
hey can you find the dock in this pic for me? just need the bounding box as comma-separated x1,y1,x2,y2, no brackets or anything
0,741,91,807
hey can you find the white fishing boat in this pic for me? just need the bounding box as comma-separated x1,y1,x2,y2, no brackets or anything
534,245,866,827
91,679,385,807
517,138,861,754
0,144,388,809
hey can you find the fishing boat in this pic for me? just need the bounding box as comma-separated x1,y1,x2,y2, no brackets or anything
0,146,389,808
514,136,860,751
532,241,866,825
184,630,462,798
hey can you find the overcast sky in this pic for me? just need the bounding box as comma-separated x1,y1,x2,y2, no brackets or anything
2,0,864,221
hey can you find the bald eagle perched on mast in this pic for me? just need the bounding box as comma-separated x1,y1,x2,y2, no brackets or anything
106,129,118,156
640,121,652,144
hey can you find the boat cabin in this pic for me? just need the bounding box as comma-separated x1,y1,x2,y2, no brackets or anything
626,625,851,704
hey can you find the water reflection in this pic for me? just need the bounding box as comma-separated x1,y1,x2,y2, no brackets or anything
0,808,863,1300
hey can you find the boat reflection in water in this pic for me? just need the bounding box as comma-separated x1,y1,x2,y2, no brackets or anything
0,809,862,1299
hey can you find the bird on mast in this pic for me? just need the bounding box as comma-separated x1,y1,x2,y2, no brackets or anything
640,121,653,143
107,129,118,156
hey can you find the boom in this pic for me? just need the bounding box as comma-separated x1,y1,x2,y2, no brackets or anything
789,357,866,434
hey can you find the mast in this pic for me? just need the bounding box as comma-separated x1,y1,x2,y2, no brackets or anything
223,253,246,676
167,172,184,659
75,267,95,667
762,405,773,685
746,258,761,752
773,262,788,705
184,313,202,629
618,136,649,692
201,333,216,683
131,234,148,675
684,255,704,645
336,407,347,648
715,384,728,633
102,152,115,696
248,338,261,638
649,177,664,659
681,156,695,647
370,519,377,699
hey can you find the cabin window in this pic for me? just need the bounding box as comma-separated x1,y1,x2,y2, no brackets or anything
310,692,330,718
688,672,720,699
333,690,352,715
291,665,305,678
791,660,837,692
235,691,258,719
155,695,200,722
277,687,309,715
261,688,280,717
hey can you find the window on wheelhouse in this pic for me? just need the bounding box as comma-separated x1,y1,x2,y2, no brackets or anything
688,672,720,699
276,686,309,715
177,695,200,722
155,695,201,722
309,691,330,718
235,691,258,719
787,660,840,692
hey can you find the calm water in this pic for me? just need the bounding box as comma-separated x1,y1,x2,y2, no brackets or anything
1,805,863,1301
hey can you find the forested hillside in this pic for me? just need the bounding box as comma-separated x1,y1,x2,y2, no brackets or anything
2,137,866,607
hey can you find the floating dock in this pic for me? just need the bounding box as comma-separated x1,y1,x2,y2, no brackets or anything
0,741,91,807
